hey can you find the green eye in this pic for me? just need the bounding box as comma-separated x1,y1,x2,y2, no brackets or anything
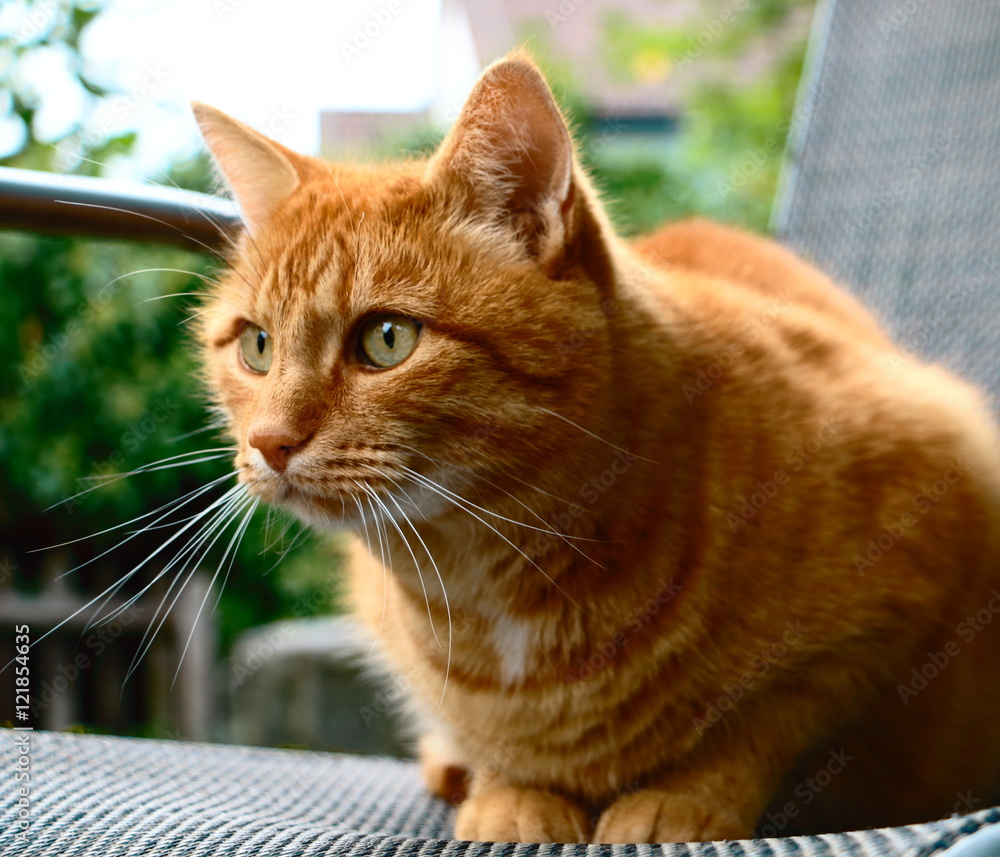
358,314,422,369
239,323,272,373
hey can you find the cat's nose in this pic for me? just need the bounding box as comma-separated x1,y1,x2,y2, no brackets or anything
248,426,311,473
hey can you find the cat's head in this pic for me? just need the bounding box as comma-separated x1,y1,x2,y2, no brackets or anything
194,54,620,528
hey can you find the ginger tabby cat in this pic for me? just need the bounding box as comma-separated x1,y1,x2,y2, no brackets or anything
193,54,1000,843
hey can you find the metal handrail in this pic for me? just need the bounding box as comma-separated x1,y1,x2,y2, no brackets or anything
0,165,241,254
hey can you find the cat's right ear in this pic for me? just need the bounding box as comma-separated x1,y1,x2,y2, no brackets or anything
192,102,300,232
426,55,577,268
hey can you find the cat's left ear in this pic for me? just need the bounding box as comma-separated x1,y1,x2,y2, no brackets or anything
193,102,301,233
428,55,576,267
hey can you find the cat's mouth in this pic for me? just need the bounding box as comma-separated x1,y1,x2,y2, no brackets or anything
240,469,401,525
234,441,461,529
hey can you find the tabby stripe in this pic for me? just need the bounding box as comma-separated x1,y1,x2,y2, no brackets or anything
431,320,569,391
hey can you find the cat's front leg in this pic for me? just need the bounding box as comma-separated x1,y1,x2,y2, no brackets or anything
593,789,750,844
454,770,590,843
419,731,469,804
592,716,791,843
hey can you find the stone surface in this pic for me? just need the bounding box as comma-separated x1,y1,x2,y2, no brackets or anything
228,615,410,757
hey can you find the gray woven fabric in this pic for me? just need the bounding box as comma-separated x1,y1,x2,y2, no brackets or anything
2,730,998,857
773,0,1000,404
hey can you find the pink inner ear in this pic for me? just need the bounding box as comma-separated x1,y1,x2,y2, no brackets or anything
194,103,301,232
500,85,574,213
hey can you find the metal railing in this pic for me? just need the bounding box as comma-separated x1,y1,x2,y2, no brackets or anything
0,165,240,253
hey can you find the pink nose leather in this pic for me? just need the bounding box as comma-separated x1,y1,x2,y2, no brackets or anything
248,428,311,473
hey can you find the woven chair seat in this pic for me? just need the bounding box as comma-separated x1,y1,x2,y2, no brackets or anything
3,730,999,857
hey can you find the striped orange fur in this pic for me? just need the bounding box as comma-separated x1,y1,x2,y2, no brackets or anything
195,54,1000,843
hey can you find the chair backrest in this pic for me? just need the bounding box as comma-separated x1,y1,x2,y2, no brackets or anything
773,0,1000,406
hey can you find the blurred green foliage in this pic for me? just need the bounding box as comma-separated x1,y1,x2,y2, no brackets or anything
526,0,815,234
1,0,812,731
1,1,339,669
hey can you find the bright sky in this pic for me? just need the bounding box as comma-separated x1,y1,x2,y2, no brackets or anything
4,0,480,176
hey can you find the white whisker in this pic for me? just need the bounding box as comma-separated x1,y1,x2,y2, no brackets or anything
53,447,234,508
122,488,251,676
35,469,237,555
167,422,228,444
397,464,602,548
171,496,259,688
262,518,310,575
383,490,451,709
395,469,588,614
140,291,206,304
75,449,235,483
537,407,657,463
12,478,244,664
395,443,602,517
57,199,230,262
145,169,261,279
356,480,442,648
106,484,247,625
351,495,374,576
92,483,249,630
178,308,210,326
364,495,391,654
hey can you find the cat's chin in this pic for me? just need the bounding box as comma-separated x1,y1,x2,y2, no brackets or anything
283,495,352,531
244,478,351,529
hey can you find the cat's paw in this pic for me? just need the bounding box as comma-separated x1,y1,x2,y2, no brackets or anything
593,790,749,843
454,786,590,843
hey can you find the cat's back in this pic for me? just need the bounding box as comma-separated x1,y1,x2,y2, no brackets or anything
632,218,889,347
630,218,1000,490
